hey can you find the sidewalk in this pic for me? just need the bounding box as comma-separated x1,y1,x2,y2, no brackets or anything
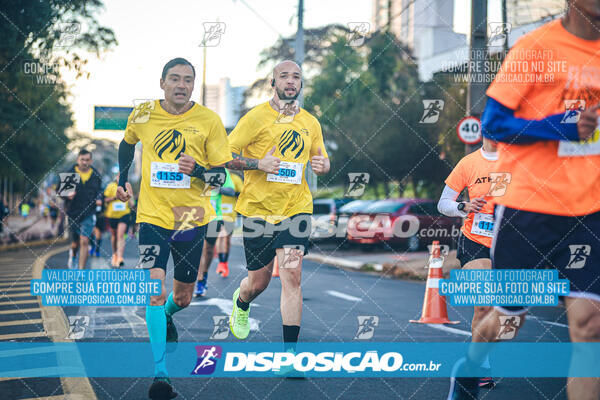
0,242,96,399
0,215,64,248
305,242,460,280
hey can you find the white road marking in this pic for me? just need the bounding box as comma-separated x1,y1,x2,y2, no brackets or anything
529,315,568,328
426,324,472,337
326,290,362,302
190,298,260,331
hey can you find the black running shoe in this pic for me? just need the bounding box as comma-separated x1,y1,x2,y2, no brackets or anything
149,376,177,399
448,358,480,400
166,315,178,343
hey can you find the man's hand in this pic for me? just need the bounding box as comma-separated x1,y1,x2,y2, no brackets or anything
178,153,196,175
116,182,133,202
311,148,329,175
67,192,76,200
463,197,487,213
578,104,599,141
95,199,102,206
258,146,281,174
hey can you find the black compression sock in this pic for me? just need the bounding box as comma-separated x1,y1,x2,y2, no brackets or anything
218,253,228,262
283,325,300,350
236,295,250,311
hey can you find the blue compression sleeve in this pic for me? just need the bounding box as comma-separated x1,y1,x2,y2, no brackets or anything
482,97,579,143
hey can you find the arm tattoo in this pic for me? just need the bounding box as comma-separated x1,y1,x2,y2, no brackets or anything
225,153,259,170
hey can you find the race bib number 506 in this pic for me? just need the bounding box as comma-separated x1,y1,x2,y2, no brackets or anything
266,161,303,184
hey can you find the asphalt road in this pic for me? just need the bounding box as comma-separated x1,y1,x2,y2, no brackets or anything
30,233,572,400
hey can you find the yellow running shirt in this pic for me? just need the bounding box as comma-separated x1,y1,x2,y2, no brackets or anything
75,166,92,184
123,100,232,230
229,102,328,224
104,181,130,219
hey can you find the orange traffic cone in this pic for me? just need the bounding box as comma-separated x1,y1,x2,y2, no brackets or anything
272,255,280,278
410,241,459,324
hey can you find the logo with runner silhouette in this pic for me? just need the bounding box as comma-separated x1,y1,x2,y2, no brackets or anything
278,130,305,159
487,22,511,47
138,245,160,268
131,99,154,124
274,102,299,124
153,129,186,161
66,315,89,339
561,100,585,124
566,244,591,269
200,22,226,47
487,172,512,197
57,173,81,197
420,100,444,123
347,22,370,47
281,245,304,269
200,171,227,196
354,316,379,340
210,316,230,340
496,316,521,340
191,345,222,375
172,206,205,240
346,173,370,197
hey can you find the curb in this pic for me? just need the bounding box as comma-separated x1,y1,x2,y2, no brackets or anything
0,237,68,252
305,253,383,272
33,245,97,400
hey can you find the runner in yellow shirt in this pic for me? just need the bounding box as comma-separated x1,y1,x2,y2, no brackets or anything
104,174,134,267
225,61,330,376
115,58,232,397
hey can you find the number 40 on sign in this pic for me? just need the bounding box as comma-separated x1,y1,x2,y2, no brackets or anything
457,116,482,145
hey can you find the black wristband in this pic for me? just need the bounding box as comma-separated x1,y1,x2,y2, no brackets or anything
191,163,207,180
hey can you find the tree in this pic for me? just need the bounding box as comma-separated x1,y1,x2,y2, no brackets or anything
244,25,467,199
240,24,351,114
0,1,117,197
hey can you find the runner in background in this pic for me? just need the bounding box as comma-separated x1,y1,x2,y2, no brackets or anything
448,1,600,398
194,168,242,296
60,149,103,269
89,190,106,258
438,136,499,389
105,173,134,267
216,170,243,274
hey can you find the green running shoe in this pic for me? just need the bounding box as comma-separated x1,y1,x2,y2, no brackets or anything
229,288,250,339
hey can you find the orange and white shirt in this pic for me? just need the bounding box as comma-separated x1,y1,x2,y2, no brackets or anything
443,148,498,248
486,19,600,216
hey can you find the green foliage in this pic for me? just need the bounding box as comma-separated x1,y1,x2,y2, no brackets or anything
244,25,469,200
0,1,117,192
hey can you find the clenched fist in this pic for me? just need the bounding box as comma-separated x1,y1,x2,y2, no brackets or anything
311,148,329,175
116,182,133,202
178,153,197,176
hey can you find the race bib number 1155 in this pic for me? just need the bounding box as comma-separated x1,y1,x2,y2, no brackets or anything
150,162,191,189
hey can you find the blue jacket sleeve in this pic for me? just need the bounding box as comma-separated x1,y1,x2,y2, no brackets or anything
481,97,579,143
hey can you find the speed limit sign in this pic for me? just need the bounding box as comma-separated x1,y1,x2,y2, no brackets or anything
456,116,482,145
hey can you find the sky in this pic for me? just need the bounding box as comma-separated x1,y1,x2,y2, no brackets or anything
64,0,499,140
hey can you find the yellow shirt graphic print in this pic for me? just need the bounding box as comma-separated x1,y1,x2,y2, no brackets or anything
229,102,328,224
123,100,232,230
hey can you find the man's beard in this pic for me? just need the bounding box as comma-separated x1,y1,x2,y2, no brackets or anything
276,86,300,100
